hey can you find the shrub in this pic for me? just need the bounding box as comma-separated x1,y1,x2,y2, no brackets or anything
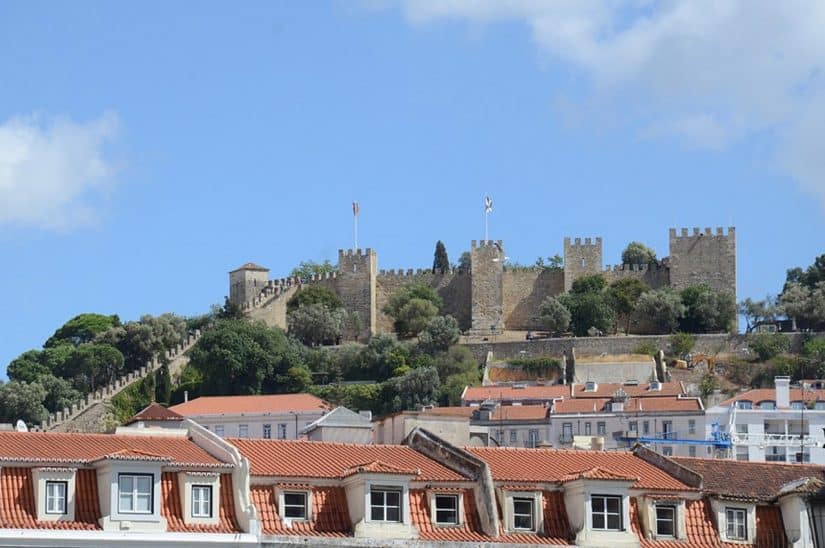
632,341,658,357
669,333,695,357
508,357,562,379
748,333,790,362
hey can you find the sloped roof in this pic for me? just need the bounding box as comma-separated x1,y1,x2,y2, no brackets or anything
162,472,240,533
302,407,371,434
463,385,568,402
560,466,638,483
0,432,227,468
467,447,693,491
551,396,702,414
229,262,269,273
671,457,825,501
126,402,184,425
341,460,420,477
718,387,825,407
231,439,465,481
571,382,686,399
169,393,331,416
251,485,351,537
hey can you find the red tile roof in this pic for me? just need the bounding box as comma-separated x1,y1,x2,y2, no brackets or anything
467,447,693,491
718,387,825,406
0,468,101,530
632,498,723,548
419,406,477,418
462,385,568,403
231,439,465,481
126,402,184,424
230,262,269,272
671,457,825,500
251,485,351,537
560,467,638,483
571,382,686,399
162,473,240,533
341,461,421,478
0,432,227,468
169,393,330,416
551,396,702,414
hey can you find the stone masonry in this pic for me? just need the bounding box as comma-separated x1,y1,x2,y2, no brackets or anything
231,226,736,336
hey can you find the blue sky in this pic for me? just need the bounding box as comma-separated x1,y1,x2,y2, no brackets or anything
1,1,824,375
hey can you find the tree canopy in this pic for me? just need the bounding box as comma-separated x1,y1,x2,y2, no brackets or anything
679,285,736,333
290,260,337,280
635,289,686,334
287,285,342,312
44,313,121,348
538,296,571,334
621,242,657,265
288,304,346,346
383,283,443,338
607,278,649,333
433,241,450,274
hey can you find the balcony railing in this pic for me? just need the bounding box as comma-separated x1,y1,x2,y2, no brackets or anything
732,433,818,447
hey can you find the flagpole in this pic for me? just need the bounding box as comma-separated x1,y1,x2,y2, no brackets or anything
354,206,359,250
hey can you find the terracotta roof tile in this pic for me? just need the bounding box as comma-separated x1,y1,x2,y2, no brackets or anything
230,262,269,272
162,472,240,533
232,439,465,481
0,432,227,468
571,382,686,399
169,393,330,416
671,457,825,500
341,461,420,477
718,387,825,407
632,498,722,548
419,406,477,418
462,385,568,403
560,467,638,483
126,402,184,424
251,484,351,537
551,396,702,414
0,468,100,530
468,447,692,491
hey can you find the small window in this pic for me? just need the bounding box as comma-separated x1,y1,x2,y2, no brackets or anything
662,446,673,456
191,485,212,518
118,474,153,514
561,423,573,443
528,430,539,448
277,423,288,439
643,421,650,434
238,424,249,438
597,422,606,436
283,492,308,520
656,505,676,537
214,425,225,437
815,402,825,410
662,421,674,439
760,401,776,410
628,421,637,433
736,401,753,410
510,430,518,444
370,488,401,522
689,445,696,457
736,446,749,461
512,497,535,531
735,423,748,434
726,507,747,540
585,422,592,435
592,495,622,531
45,481,67,515
688,420,696,434
434,494,458,525
792,401,805,410
263,423,272,439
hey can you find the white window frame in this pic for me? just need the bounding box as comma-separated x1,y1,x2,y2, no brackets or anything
238,424,249,438
688,419,696,434
591,494,622,531
655,504,676,537
597,422,606,436
726,507,747,540
118,473,153,515
512,496,535,531
263,423,272,439
282,491,308,520
369,487,402,522
191,485,212,518
277,423,288,439
45,481,67,515
433,494,459,526
214,424,225,437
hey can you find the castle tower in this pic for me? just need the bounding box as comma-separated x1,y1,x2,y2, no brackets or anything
563,237,603,292
668,227,736,298
336,248,377,340
470,240,505,335
228,263,270,306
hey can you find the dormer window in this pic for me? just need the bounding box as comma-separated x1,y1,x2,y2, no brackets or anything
726,507,747,540
118,474,153,514
760,401,776,410
655,505,676,537
591,495,622,530
585,381,597,392
500,490,543,534
191,485,212,518
736,401,753,410
370,487,402,522
513,497,535,530
792,401,805,410
434,494,458,525
283,492,308,520
179,472,221,525
45,481,67,514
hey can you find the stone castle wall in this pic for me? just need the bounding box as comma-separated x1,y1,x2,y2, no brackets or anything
668,227,736,296
375,270,471,332
502,269,564,331
601,262,671,289
335,249,377,341
470,240,505,334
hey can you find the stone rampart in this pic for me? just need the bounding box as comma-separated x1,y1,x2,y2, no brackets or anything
601,262,670,289
668,226,736,296
501,269,564,330
376,270,471,332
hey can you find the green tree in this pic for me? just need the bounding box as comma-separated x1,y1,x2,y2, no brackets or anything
155,364,172,405
418,315,460,354
287,285,343,312
432,345,478,380
290,259,337,280
380,367,440,414
38,374,82,413
560,292,615,336
570,274,608,295
6,350,51,383
621,242,657,265
432,240,450,274
55,344,125,393
189,319,307,395
384,283,443,338
45,313,121,348
679,285,736,333
97,313,188,371
784,254,825,290
288,304,345,346
607,278,649,333
780,282,825,331
803,337,825,377
635,289,686,334
0,381,48,426
535,254,563,271
457,252,471,272
669,332,695,356
748,332,790,362
738,297,779,333
538,296,571,334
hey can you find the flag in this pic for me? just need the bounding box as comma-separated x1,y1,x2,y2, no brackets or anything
484,195,493,213
352,201,360,217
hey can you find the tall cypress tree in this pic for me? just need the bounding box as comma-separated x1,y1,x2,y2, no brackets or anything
433,241,449,274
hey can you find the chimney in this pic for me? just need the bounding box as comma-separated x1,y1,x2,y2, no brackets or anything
775,376,790,409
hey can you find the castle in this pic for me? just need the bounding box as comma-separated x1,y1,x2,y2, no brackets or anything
229,227,736,339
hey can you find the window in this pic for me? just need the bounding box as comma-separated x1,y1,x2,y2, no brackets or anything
585,422,592,435
510,430,518,444
277,423,288,439
662,446,673,456
736,446,749,461
628,421,638,433
726,508,747,540
688,420,696,434
263,424,272,439
662,421,674,440
118,474,153,514
283,492,308,520
191,485,212,518
591,495,622,530
815,402,825,410
434,494,458,525
689,445,696,457
214,425,225,437
643,421,650,434
45,481,67,514
760,401,776,410
238,424,249,438
512,497,535,531
736,401,753,410
597,422,606,436
528,430,539,448
655,505,676,537
561,423,573,443
370,488,401,522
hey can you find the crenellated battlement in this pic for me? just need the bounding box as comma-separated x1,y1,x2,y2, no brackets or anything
669,226,735,239
563,236,603,248
602,262,667,273
338,247,375,258
471,239,504,249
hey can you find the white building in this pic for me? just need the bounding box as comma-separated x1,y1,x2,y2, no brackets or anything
705,376,825,464
168,393,330,439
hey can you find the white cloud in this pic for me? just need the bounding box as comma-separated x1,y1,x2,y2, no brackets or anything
395,0,825,211
0,112,120,230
